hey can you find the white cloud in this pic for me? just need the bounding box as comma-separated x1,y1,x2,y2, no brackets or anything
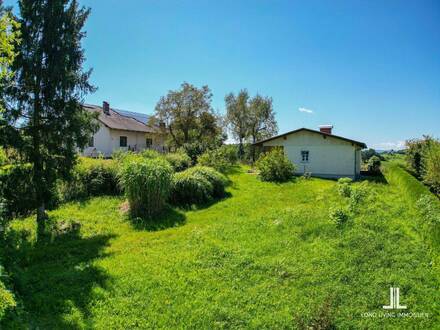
371,140,406,150
298,107,313,114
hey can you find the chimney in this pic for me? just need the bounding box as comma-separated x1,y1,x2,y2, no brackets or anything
319,125,333,134
103,101,110,115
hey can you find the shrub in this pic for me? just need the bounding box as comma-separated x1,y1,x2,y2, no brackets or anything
405,136,434,177
0,164,36,218
416,195,440,225
119,156,173,218
141,149,162,159
348,185,369,213
367,156,381,174
255,149,295,182
329,207,349,227
337,177,353,197
0,148,6,167
186,166,227,197
170,169,214,205
422,141,440,194
59,158,119,201
165,151,191,172
0,276,16,320
197,146,236,173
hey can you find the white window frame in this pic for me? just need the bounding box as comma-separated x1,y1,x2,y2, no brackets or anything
301,150,309,163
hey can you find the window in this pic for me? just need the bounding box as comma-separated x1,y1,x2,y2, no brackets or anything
88,136,94,147
301,150,309,162
146,138,153,148
120,136,127,147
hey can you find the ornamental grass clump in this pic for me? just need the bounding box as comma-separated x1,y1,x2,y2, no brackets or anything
119,156,172,218
186,166,228,198
170,170,214,205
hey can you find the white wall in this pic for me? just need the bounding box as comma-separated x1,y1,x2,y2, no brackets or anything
82,124,166,157
263,130,362,179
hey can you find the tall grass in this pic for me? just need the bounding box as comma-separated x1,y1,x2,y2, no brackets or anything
118,156,173,218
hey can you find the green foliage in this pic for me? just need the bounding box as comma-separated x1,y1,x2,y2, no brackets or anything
164,150,191,172
59,158,120,201
329,207,349,227
255,148,295,182
186,166,227,198
361,148,383,162
225,90,278,160
5,0,97,237
416,195,440,225
337,177,353,197
119,156,172,218
405,136,435,177
367,155,381,173
348,184,369,213
0,277,16,321
0,164,35,218
2,165,440,329
0,148,6,166
0,9,20,83
155,82,225,149
197,145,237,173
422,140,440,194
170,169,214,205
140,149,162,159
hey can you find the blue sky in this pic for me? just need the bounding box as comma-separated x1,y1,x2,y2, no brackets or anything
5,0,440,149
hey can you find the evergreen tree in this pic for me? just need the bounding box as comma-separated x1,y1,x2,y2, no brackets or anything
7,0,97,238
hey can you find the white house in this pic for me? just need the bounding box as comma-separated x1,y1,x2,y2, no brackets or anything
82,102,166,157
254,125,367,179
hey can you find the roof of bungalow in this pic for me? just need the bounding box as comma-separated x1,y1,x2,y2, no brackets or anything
83,104,156,133
253,127,367,149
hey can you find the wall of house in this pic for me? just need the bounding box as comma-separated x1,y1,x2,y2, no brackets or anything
82,124,166,157
262,130,362,179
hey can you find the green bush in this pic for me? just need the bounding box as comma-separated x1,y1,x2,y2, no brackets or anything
119,156,172,218
186,166,227,198
255,148,295,182
165,151,191,172
0,277,16,321
59,158,119,201
141,149,162,159
422,141,440,194
197,145,236,173
0,148,6,167
348,185,369,213
367,156,381,174
0,164,36,218
329,207,349,227
337,178,353,197
405,136,435,177
170,170,214,205
417,195,440,225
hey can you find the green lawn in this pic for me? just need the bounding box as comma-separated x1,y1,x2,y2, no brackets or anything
2,164,439,329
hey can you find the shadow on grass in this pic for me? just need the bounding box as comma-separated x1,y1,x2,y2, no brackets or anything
171,192,233,212
129,206,186,231
1,223,114,329
360,172,388,184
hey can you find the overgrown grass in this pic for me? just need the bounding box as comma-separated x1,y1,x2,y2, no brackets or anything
1,164,439,328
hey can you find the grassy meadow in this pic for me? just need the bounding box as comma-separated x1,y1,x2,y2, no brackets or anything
2,163,439,329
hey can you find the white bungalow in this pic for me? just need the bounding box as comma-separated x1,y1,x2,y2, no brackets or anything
254,125,367,179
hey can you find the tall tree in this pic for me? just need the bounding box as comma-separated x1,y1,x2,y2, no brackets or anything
155,82,224,148
248,94,277,161
6,0,97,238
225,89,250,158
0,5,20,147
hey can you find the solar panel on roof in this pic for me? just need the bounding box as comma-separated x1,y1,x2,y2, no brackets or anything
113,109,151,124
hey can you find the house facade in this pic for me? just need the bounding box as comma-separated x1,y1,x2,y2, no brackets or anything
82,102,166,157
254,126,366,179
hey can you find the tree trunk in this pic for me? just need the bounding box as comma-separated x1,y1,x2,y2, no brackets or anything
251,135,257,163
238,138,244,160
36,203,47,238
